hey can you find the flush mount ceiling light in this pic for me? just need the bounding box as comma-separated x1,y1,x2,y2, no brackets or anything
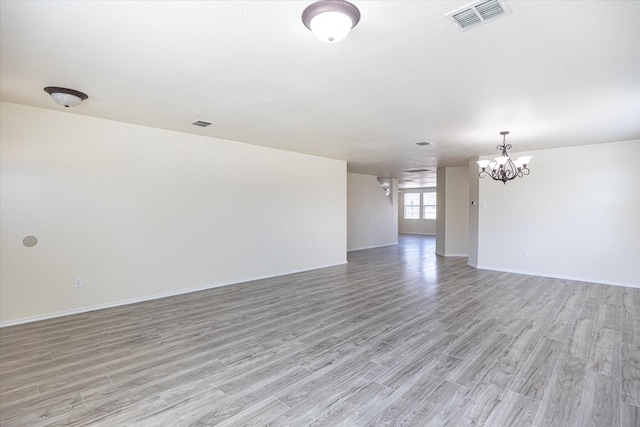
477,131,532,184
302,0,361,43
44,87,88,108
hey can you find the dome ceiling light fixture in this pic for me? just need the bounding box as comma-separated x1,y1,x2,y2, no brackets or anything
302,0,361,43
43,86,88,108
477,131,532,184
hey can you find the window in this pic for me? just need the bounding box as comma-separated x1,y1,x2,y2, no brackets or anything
423,192,437,219
403,193,421,219
403,191,436,219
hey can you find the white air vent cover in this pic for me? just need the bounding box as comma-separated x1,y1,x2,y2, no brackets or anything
445,0,512,31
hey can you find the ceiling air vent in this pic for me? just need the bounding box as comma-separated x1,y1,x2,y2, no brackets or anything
445,0,512,31
192,120,213,127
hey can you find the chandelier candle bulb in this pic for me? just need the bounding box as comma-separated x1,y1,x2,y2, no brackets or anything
477,160,491,170
517,156,532,166
494,156,509,165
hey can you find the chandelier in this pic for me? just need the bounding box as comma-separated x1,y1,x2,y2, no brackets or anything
477,131,532,184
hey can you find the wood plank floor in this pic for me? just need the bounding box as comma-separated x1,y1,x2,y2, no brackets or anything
1,234,639,426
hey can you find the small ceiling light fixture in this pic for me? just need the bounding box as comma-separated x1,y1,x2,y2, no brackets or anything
302,0,361,43
477,131,532,184
44,87,88,108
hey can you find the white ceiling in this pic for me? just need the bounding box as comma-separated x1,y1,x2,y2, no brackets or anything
1,1,639,188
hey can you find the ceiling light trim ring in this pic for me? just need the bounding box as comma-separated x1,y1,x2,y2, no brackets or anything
302,0,361,31
44,87,88,101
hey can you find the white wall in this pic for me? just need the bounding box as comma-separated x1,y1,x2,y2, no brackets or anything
347,173,398,251
436,167,470,257
436,176,446,255
476,139,640,287
398,190,437,235
0,102,347,325
468,157,480,267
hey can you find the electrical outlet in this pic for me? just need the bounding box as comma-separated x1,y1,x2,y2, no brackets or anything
74,276,83,288
280,251,286,261
521,251,528,259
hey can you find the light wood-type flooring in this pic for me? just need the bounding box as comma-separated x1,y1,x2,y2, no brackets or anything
1,235,639,426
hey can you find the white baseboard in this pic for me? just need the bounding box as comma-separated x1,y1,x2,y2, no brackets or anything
474,264,640,289
347,242,398,252
0,261,347,328
398,232,436,236
435,250,468,258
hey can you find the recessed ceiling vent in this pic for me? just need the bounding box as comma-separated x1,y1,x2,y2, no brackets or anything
445,0,512,31
192,120,213,127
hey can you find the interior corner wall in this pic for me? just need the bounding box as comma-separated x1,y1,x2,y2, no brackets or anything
477,139,640,288
468,157,480,267
435,168,446,256
0,102,347,325
347,173,398,251
436,167,470,257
